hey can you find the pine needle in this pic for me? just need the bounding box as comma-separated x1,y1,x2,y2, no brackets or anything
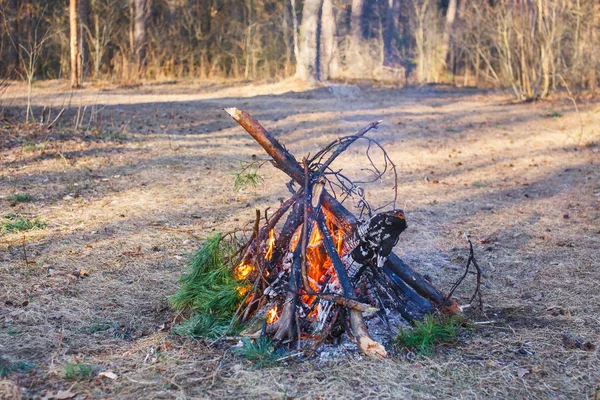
169,233,246,340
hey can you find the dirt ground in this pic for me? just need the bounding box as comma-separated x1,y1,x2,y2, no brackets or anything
1,80,599,399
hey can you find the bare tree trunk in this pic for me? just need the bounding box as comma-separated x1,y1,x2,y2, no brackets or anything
129,0,135,54
383,0,401,66
350,0,365,53
134,0,148,77
589,1,598,93
70,0,82,88
320,0,339,80
296,0,321,81
290,0,300,70
438,0,457,80
79,0,91,79
7,0,19,77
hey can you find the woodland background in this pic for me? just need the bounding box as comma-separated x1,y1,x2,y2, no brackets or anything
0,0,599,101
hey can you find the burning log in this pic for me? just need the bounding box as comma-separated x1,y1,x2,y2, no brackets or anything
221,108,463,357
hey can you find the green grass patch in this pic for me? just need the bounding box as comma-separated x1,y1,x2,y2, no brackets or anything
63,362,94,380
5,326,21,336
546,110,563,118
6,193,34,203
22,142,46,152
0,359,36,377
471,181,487,188
97,130,130,142
397,314,465,356
233,337,281,368
1,214,46,235
169,233,247,340
82,323,112,334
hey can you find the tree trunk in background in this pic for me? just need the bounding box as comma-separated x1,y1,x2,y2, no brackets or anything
538,0,550,98
290,0,300,74
438,0,457,80
320,0,339,80
134,0,148,77
296,0,321,81
458,0,467,20
70,0,82,88
589,1,598,93
7,0,19,77
383,0,401,66
79,0,91,79
350,0,365,53
129,0,135,54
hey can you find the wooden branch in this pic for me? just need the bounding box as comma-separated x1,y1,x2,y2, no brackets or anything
385,253,459,312
273,242,303,341
315,120,381,177
225,107,356,230
316,210,355,299
225,107,305,183
265,198,304,271
303,293,379,313
349,309,387,358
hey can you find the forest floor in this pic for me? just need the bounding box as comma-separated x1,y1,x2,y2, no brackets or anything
1,80,599,399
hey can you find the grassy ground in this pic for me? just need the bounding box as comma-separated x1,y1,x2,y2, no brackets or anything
1,80,599,399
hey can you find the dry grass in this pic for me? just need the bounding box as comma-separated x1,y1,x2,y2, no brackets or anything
1,81,599,398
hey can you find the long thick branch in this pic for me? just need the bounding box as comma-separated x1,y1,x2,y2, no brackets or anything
225,107,358,230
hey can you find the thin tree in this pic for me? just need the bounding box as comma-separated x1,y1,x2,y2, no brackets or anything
289,0,300,74
70,0,82,88
383,0,401,66
438,0,457,80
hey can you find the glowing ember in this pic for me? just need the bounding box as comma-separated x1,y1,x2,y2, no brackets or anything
235,263,253,280
266,306,278,324
236,285,250,296
265,229,276,260
336,230,343,254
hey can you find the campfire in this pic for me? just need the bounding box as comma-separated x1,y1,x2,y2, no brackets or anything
184,109,468,358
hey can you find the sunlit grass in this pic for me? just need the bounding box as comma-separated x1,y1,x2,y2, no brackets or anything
1,214,46,235
396,314,466,355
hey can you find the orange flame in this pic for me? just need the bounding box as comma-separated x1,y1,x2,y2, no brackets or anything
266,305,278,324
265,229,276,260
336,230,343,254
311,227,322,245
235,263,253,280
236,285,249,296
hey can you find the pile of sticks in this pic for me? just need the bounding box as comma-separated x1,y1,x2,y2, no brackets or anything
225,108,460,357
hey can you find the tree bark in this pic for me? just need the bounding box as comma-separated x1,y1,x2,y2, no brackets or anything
588,1,598,93
289,0,301,74
296,0,322,81
320,0,339,80
438,0,458,80
7,0,19,76
133,0,148,77
350,0,365,51
79,0,91,79
70,0,82,88
383,0,401,66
